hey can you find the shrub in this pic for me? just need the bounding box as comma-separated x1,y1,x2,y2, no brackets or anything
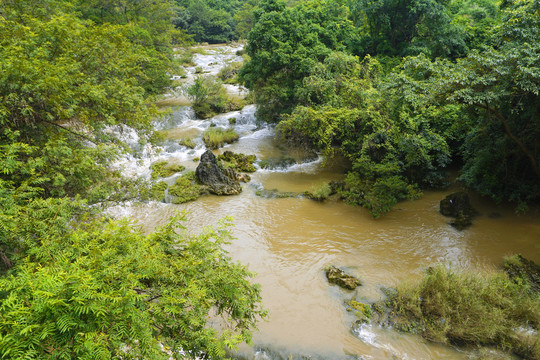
202,128,239,149
176,49,195,66
184,76,228,119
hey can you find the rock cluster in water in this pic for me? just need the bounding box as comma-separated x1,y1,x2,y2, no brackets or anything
439,191,477,230
326,266,361,290
196,150,241,195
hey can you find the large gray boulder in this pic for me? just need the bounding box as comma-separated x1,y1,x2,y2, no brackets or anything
195,150,241,195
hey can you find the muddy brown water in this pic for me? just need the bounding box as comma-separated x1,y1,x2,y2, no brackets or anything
112,162,539,359
110,45,540,359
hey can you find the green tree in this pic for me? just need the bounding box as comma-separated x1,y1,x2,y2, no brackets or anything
239,0,359,122
0,210,266,358
278,54,453,217
349,0,467,58
394,0,540,207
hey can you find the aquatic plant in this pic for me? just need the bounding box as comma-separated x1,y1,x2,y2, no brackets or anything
304,183,332,201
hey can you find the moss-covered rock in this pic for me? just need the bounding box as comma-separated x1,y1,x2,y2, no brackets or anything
218,151,257,173
150,181,168,201
168,172,202,204
254,188,298,199
258,157,296,170
195,150,241,195
151,160,185,179
326,266,361,290
347,300,372,323
440,192,477,230
179,138,196,149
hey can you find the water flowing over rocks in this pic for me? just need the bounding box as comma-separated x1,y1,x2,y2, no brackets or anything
195,150,241,195
325,266,361,290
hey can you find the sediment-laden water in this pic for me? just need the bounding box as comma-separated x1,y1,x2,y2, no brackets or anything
108,45,540,360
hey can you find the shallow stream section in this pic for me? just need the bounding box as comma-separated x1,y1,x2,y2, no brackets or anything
107,45,540,360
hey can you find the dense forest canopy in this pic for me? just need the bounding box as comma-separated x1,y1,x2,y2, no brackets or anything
239,0,540,216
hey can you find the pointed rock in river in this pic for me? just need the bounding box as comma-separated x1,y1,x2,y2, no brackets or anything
195,150,241,195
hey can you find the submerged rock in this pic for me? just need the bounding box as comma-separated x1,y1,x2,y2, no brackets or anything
258,157,296,170
326,266,361,290
440,191,476,217
195,150,241,195
440,192,477,230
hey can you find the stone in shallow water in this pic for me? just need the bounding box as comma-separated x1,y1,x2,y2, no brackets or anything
195,150,241,195
440,191,477,230
326,266,361,290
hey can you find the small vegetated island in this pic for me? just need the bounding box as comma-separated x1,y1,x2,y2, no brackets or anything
0,0,538,359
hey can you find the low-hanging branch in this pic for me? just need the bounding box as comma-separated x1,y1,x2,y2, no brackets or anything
475,102,540,183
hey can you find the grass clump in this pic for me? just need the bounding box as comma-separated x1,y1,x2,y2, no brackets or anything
179,138,196,149
203,128,239,149
218,151,256,172
304,183,332,201
168,172,202,204
504,254,540,293
151,160,185,179
380,265,540,359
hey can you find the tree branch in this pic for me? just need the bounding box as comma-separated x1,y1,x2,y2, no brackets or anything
475,102,540,183
41,119,95,144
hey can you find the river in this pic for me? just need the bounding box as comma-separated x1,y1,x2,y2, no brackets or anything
108,44,540,360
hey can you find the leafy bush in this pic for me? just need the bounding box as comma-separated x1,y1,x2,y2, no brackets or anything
184,76,229,118
203,128,239,149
